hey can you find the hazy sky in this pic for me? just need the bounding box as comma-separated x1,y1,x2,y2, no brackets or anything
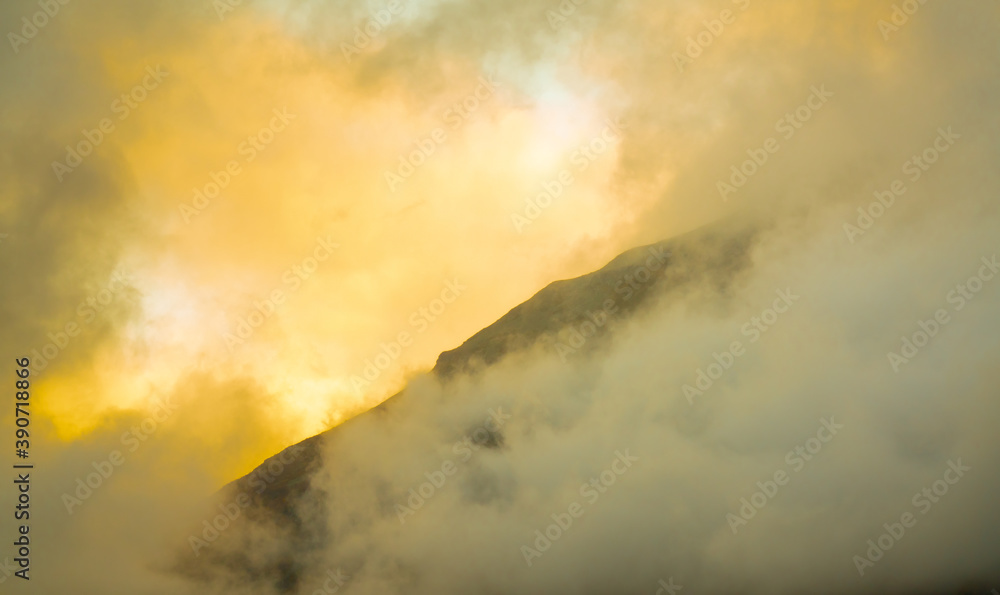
1,0,998,593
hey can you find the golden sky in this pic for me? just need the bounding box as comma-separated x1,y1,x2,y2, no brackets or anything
1,0,999,593
4,0,910,466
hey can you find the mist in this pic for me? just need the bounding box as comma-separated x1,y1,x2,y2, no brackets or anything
1,0,998,593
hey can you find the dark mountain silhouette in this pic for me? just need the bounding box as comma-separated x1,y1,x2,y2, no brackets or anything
175,219,762,591
175,218,998,595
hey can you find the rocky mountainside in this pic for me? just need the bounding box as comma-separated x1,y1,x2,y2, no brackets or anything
229,219,760,507
177,217,999,595
178,219,762,589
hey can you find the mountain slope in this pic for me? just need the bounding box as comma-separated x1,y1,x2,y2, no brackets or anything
234,219,760,508
177,217,1000,595
176,219,764,590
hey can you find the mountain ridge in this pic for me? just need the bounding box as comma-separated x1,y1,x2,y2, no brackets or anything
179,218,764,590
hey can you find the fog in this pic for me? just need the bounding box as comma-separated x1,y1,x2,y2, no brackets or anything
1,0,998,593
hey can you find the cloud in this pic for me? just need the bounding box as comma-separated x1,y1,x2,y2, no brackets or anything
1,0,998,592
